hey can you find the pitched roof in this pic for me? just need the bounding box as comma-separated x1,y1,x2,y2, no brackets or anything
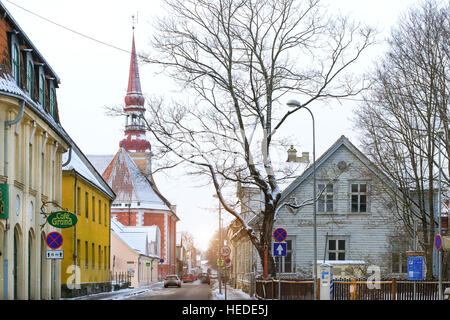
280,135,387,203
62,138,115,200
111,217,160,258
102,148,176,214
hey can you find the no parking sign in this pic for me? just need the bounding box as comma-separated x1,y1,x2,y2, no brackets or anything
46,232,63,249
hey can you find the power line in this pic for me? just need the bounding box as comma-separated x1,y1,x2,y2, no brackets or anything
5,0,132,55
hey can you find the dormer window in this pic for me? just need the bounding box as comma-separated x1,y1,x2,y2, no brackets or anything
49,86,56,118
39,74,45,107
26,60,33,95
12,43,20,85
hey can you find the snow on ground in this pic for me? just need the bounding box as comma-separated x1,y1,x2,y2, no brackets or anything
210,279,256,300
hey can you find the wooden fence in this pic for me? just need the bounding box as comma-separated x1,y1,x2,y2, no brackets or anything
255,278,450,300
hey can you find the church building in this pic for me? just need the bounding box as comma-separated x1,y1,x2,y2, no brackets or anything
88,30,179,277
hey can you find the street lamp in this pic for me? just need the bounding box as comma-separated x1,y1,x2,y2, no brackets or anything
213,194,223,295
437,130,444,300
286,99,318,300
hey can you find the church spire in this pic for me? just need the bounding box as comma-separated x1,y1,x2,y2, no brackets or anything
119,28,151,154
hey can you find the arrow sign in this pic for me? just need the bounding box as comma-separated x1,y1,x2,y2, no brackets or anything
273,242,287,257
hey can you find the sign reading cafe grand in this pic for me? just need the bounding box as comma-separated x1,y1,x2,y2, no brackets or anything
0,183,8,219
47,211,78,228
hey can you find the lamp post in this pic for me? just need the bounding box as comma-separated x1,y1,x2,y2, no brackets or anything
213,194,223,295
437,130,443,300
286,99,317,300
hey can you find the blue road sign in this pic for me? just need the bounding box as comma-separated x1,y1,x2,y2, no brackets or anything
46,232,63,249
407,256,423,281
273,242,287,257
435,234,442,250
273,228,287,242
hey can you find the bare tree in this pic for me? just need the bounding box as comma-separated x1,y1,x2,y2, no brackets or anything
355,0,449,279
141,0,374,276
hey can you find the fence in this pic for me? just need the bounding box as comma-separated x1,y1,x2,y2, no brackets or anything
110,271,132,289
255,278,450,300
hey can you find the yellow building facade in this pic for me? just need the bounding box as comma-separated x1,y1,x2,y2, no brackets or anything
60,142,115,298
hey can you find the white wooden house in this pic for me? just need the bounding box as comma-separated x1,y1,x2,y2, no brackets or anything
229,135,418,290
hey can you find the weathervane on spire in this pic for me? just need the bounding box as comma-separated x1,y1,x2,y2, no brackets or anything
132,13,139,30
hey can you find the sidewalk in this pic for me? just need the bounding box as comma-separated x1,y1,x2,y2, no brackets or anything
210,280,256,300
62,281,164,300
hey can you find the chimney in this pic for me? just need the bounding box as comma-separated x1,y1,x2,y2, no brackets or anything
287,146,309,163
287,145,298,162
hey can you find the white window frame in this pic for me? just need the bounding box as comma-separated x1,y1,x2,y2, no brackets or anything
327,237,347,261
350,182,369,213
317,182,334,213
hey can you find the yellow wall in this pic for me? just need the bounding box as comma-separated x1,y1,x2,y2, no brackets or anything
61,171,111,287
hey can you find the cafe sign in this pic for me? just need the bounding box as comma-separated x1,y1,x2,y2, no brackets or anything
47,211,77,228
0,183,8,219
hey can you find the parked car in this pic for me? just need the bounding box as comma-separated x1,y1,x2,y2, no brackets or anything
164,274,181,288
183,273,195,283
199,273,210,285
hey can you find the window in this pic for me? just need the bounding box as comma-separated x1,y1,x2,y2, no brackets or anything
49,87,56,118
92,196,95,221
104,203,107,226
26,60,33,94
76,187,81,215
104,245,107,269
283,239,293,272
98,245,102,270
318,183,333,212
76,240,80,266
92,243,95,269
85,241,89,268
98,200,102,224
85,192,89,219
351,183,367,213
12,43,19,85
391,240,408,273
328,239,346,261
39,74,45,107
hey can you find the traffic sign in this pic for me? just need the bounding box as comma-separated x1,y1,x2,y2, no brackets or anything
46,232,63,249
273,228,287,242
160,258,164,263
145,262,151,267
407,256,423,280
225,258,231,264
221,245,231,257
217,258,224,266
273,242,287,257
435,234,442,251
46,250,64,259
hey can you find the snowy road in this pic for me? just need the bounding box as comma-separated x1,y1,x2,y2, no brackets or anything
121,280,211,300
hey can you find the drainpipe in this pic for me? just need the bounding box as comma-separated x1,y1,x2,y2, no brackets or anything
62,147,72,167
73,171,77,294
3,96,25,300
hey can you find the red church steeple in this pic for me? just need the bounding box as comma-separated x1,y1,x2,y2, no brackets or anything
119,30,151,153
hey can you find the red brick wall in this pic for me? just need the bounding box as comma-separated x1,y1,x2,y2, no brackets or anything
112,211,138,226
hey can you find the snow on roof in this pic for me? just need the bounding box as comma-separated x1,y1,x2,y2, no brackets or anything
86,155,114,176
103,148,170,211
111,218,160,258
63,144,114,199
317,260,367,265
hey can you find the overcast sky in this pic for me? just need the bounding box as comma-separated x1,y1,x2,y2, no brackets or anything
3,0,424,251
